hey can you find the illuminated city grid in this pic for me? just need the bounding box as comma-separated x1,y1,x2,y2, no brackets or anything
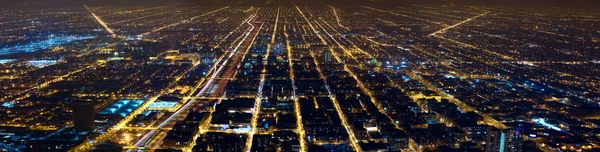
0,0,600,152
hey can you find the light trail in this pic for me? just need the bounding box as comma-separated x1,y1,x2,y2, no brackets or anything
215,9,261,48
245,11,275,151
215,23,248,48
284,23,307,152
294,6,328,45
206,9,262,96
328,6,350,31
183,98,216,151
196,14,257,95
99,13,254,151
179,14,260,151
111,13,165,25
362,6,442,25
375,17,399,26
431,34,512,60
395,6,459,23
313,20,359,61
367,30,479,151
366,6,521,64
433,28,599,95
0,17,41,25
85,5,118,38
411,5,466,20
99,5,175,18
179,7,233,45
10,63,97,101
429,11,490,36
128,14,258,150
309,51,363,152
305,7,421,151
406,72,508,130
69,61,202,152
137,6,231,37
118,127,172,130
366,5,520,57
200,17,263,152
433,34,597,93
318,19,374,59
3,41,119,102
295,5,363,152
295,5,362,64
272,7,280,44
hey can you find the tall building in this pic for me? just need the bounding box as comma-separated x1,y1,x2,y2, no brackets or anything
72,101,95,131
273,43,283,55
310,45,331,63
486,127,523,152
323,50,333,63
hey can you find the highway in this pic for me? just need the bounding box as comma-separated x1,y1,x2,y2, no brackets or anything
84,5,117,38
126,13,260,151
69,55,204,152
2,3,596,152
328,6,350,31
429,11,490,36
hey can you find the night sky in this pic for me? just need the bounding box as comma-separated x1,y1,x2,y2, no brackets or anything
9,0,600,8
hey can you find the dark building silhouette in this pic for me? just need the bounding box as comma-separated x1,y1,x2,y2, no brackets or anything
72,101,96,131
486,127,523,152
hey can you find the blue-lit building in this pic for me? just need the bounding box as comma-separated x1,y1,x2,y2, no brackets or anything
147,96,182,111
486,128,523,152
0,35,93,55
100,99,144,117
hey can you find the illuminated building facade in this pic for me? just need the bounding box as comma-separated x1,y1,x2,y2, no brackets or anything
486,128,523,152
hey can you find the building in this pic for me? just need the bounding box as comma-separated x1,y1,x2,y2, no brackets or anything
162,121,200,148
273,43,283,55
191,47,223,64
310,45,331,63
323,50,333,63
385,130,409,151
486,128,523,152
72,101,96,131
147,95,182,111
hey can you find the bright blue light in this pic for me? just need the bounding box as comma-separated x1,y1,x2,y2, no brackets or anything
2,101,16,108
101,99,145,117
499,132,505,152
0,59,15,64
533,118,562,131
26,60,58,68
0,35,93,55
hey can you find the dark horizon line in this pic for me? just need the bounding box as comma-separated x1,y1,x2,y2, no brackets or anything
5,0,600,10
